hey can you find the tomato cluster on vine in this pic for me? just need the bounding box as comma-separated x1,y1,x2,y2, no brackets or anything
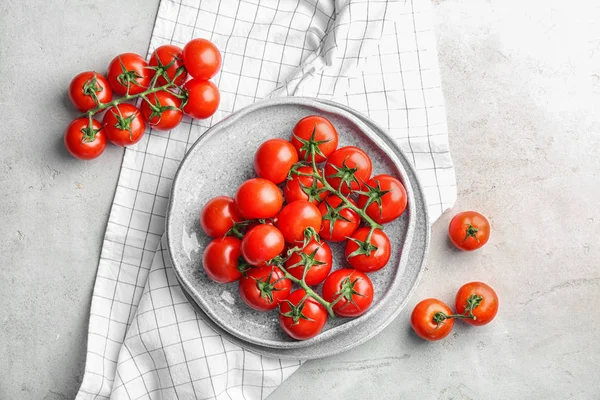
200,115,409,340
65,39,222,160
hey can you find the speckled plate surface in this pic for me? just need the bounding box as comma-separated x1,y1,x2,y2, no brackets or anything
166,97,429,358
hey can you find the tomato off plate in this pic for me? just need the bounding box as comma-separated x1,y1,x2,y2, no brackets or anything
166,98,430,360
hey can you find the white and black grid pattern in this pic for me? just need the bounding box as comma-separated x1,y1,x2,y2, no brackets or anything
77,0,455,399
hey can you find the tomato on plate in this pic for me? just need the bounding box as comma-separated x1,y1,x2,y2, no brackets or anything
448,211,491,251
455,282,498,326
283,166,327,205
319,195,360,242
254,139,299,184
411,298,454,341
291,115,338,163
102,103,146,146
200,196,242,238
239,266,291,311
64,117,106,160
279,289,328,340
345,227,391,273
322,269,373,317
275,200,322,244
357,174,407,224
182,79,220,119
324,146,372,194
107,53,153,96
284,240,332,286
203,236,243,283
140,90,183,131
182,38,222,80
68,71,112,112
241,224,285,266
149,44,187,86
235,178,283,219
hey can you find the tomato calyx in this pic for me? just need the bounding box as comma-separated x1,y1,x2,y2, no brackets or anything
143,93,181,121
346,228,378,259
293,126,331,162
326,158,360,193
110,107,139,140
356,180,391,215
330,276,365,310
116,56,144,94
463,224,480,243
253,269,282,304
148,52,186,86
286,247,326,281
280,297,315,326
432,294,483,327
82,74,103,105
322,199,353,237
236,257,252,276
302,227,320,248
80,117,102,143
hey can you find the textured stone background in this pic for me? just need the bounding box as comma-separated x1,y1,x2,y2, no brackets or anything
0,0,598,399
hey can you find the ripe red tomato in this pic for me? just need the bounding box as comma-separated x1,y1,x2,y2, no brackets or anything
149,44,187,86
324,146,372,194
345,227,391,272
200,196,242,238
182,79,220,119
241,224,285,265
357,174,407,224
318,195,360,242
291,115,338,163
239,266,291,311
411,298,454,341
107,53,153,96
283,166,327,205
279,289,328,340
102,103,146,146
140,90,183,131
275,200,322,244
284,240,332,286
182,38,222,80
322,269,373,317
455,282,498,326
203,237,243,283
235,178,283,219
448,211,491,251
254,139,299,184
68,71,112,112
64,117,106,160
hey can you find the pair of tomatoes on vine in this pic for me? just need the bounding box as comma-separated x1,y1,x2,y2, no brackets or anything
65,38,222,160
200,115,409,340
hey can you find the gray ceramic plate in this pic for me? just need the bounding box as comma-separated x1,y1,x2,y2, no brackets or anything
166,98,429,359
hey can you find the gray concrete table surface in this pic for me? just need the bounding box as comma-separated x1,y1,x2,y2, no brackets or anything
1,0,598,399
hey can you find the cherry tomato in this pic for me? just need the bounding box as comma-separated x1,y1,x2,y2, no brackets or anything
241,224,285,266
275,200,322,244
411,298,454,341
182,79,220,119
455,282,498,326
345,227,391,273
235,178,283,220
239,266,291,311
318,195,360,242
291,115,338,163
357,174,407,224
203,237,243,283
68,71,112,112
324,146,372,194
182,38,222,80
448,211,491,251
322,269,373,317
254,139,299,184
285,240,332,286
149,44,187,86
140,90,183,131
64,117,106,160
102,103,146,146
279,289,328,340
283,166,327,205
200,196,242,238
107,53,153,96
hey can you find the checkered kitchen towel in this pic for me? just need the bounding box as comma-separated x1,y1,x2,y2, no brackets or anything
77,0,456,399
